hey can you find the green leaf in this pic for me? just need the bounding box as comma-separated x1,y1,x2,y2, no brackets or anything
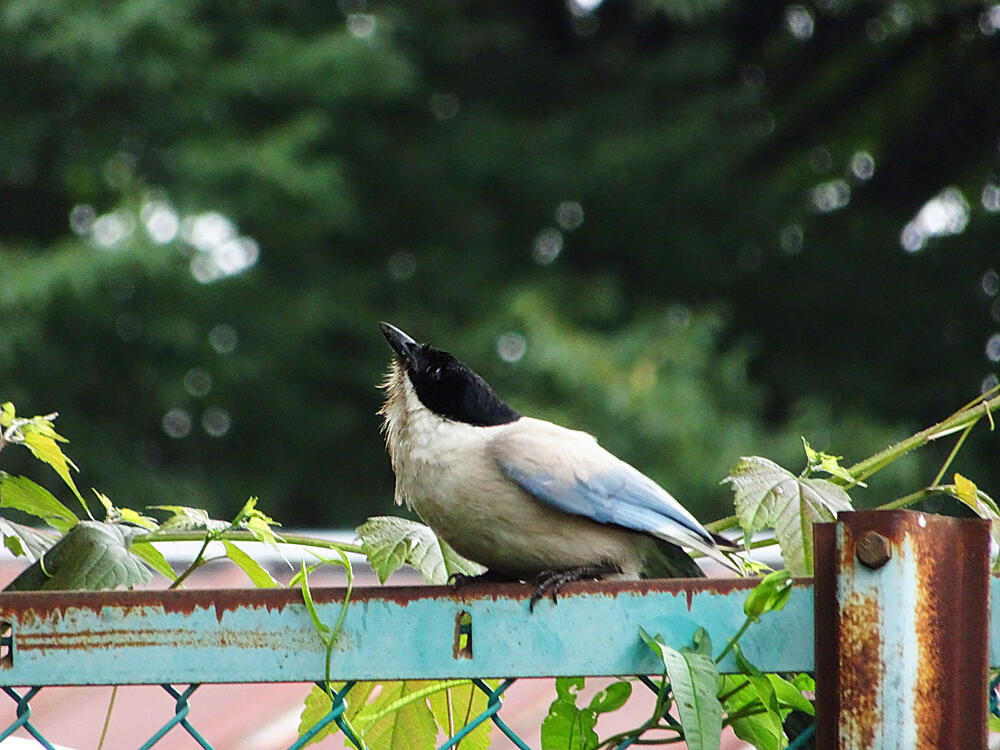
300,560,331,641
541,676,598,750
427,680,496,750
723,457,853,575
720,674,781,750
298,681,378,747
743,570,793,622
355,680,439,750
0,517,57,561
223,541,277,587
4,521,151,592
96,490,159,530
640,627,722,750
21,430,85,506
357,516,484,584
0,473,78,531
233,496,282,545
802,438,866,486
768,674,814,716
733,647,784,744
150,505,229,532
588,681,632,715
950,474,1000,570
0,402,14,426
130,541,177,581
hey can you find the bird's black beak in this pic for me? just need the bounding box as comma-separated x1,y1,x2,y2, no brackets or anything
380,322,420,367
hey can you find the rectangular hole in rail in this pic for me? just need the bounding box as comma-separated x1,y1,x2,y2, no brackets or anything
453,610,472,659
0,621,12,669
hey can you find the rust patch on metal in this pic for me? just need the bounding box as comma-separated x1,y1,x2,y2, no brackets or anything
911,513,989,749
837,590,882,748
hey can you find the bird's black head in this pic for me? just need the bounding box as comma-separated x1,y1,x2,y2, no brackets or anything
380,322,520,427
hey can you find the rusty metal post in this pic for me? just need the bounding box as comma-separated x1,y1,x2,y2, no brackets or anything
814,509,990,750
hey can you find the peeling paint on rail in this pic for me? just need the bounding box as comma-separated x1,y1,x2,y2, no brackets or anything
0,577,814,686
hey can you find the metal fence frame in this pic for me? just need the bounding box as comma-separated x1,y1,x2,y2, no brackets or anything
0,510,994,749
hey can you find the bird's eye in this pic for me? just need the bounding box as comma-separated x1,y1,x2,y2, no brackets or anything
432,366,443,377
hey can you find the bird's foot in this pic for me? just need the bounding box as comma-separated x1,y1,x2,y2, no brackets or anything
529,563,621,612
449,569,519,588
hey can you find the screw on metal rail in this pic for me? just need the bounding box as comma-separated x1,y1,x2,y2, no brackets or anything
855,530,891,569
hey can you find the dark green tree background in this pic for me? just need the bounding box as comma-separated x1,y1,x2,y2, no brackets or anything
2,0,997,526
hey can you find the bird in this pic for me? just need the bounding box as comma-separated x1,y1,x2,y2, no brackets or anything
377,322,740,608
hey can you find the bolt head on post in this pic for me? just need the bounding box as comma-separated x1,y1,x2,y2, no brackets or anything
856,529,891,569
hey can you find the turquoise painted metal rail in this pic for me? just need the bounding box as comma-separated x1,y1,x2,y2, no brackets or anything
0,510,995,748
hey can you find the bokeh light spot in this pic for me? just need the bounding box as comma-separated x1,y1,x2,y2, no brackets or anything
69,204,96,236
141,201,179,244
900,187,969,253
983,269,999,297
982,184,1000,212
91,211,136,249
785,5,815,40
347,14,376,38
780,224,804,255
811,179,851,213
666,303,691,330
987,333,1000,363
496,332,527,363
184,367,213,398
162,408,192,439
532,228,563,265
850,151,875,181
555,201,584,231
202,407,232,437
209,324,238,354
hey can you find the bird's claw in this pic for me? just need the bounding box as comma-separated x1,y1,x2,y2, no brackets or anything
529,563,620,612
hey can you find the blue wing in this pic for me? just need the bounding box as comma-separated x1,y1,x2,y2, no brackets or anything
490,418,715,550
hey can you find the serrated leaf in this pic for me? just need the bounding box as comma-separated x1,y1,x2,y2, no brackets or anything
298,681,377,748
541,676,598,750
150,505,229,532
223,541,277,587
4,521,151,592
427,680,495,750
97,490,159,530
724,457,853,575
0,518,57,561
22,431,84,505
233,497,282,545
802,438,866,487
357,516,484,584
640,627,722,750
356,680,439,750
130,541,177,581
0,473,78,531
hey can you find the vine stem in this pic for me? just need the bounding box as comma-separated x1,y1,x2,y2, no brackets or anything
706,392,1000,535
135,529,364,556
844,392,998,484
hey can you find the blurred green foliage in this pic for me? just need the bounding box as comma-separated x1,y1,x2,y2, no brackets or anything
1,0,997,526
